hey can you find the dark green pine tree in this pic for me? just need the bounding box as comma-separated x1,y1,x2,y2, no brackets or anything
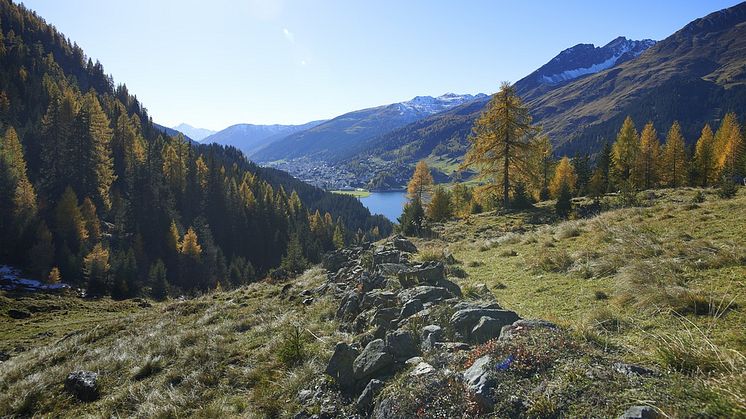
281,233,308,275
149,259,169,301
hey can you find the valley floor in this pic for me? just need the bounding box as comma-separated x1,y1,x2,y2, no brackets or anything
1,188,744,418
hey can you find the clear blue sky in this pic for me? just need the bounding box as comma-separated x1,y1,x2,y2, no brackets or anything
23,0,742,130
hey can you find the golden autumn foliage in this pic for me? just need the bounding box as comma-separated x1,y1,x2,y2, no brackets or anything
549,157,577,198
407,160,434,202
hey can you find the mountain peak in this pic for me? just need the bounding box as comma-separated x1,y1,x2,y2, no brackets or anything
171,123,217,142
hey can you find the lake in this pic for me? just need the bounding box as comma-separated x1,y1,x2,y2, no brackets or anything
359,191,407,222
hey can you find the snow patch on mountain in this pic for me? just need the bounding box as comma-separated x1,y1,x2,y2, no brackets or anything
539,37,656,85
395,93,487,116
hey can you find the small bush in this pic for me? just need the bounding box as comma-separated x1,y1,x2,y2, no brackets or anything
594,290,609,300
133,355,165,380
277,325,307,368
692,190,706,203
499,249,517,257
555,223,582,240
533,250,574,273
718,181,738,199
467,260,483,268
417,247,445,263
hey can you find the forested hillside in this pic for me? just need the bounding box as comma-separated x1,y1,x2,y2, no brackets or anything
0,0,390,297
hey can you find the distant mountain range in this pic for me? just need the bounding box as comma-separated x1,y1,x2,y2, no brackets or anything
172,123,216,141
200,121,326,157
251,93,487,162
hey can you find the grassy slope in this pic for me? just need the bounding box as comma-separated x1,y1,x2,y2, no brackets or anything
331,190,371,198
1,188,744,417
0,268,344,418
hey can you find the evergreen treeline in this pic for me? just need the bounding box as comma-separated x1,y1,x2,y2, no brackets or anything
0,0,390,297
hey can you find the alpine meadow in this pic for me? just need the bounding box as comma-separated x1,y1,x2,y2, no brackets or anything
1,1,745,418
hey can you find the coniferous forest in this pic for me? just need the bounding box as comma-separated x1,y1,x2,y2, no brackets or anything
0,1,390,298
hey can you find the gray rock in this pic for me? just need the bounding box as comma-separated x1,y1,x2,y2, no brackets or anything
433,342,470,352
8,309,31,319
353,339,395,381
336,291,361,322
471,316,504,344
453,300,501,311
65,370,99,402
372,396,398,419
398,286,452,305
374,250,403,265
398,262,445,287
325,342,359,392
499,319,557,340
618,405,660,419
462,356,495,410
297,389,313,403
404,356,424,366
400,299,424,319
302,297,314,305
371,307,399,330
385,329,419,361
613,362,655,377
360,290,398,311
451,308,520,341
409,362,436,376
392,236,418,253
359,272,386,293
356,379,385,413
322,250,349,273
421,325,444,350
377,263,409,277
438,278,463,297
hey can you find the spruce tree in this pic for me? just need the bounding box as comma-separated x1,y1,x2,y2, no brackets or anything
281,233,308,275
149,259,168,301
555,183,572,219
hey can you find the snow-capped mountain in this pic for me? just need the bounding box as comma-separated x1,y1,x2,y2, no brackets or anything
171,123,217,142
396,93,488,115
252,93,486,162
517,37,656,94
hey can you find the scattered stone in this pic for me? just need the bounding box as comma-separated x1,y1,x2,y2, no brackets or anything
374,250,403,265
322,250,350,273
404,356,424,366
398,286,452,305
138,300,152,308
462,356,496,410
453,300,501,311
302,297,314,306
499,319,558,340
371,307,399,330
377,263,409,277
433,342,470,352
385,329,419,361
398,262,445,287
392,236,417,253
356,379,385,413
301,289,313,296
280,283,292,296
353,339,395,382
360,290,398,310
421,325,444,350
618,405,660,419
451,308,520,341
399,298,424,319
613,362,655,377
0,351,9,362
409,362,436,376
360,272,386,293
64,370,99,402
471,316,504,344
297,389,314,403
337,291,361,321
325,342,359,392
8,309,31,319
438,278,463,297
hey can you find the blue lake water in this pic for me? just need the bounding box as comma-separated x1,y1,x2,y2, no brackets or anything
360,191,407,222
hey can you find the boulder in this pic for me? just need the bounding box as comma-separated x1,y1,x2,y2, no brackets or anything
322,250,350,272
360,290,398,311
462,356,496,410
398,286,452,305
392,236,417,253
451,308,520,341
374,250,403,265
65,370,99,402
409,361,436,376
618,405,660,419
385,329,419,361
353,339,395,382
438,278,463,297
398,262,446,287
471,316,504,344
325,342,360,392
8,309,31,319
336,291,361,321
359,272,386,293
453,300,501,311
356,379,385,413
377,263,409,277
420,325,444,350
399,299,424,319
433,342,471,352
499,319,557,340
371,307,399,331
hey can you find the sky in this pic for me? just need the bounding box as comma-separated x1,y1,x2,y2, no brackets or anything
22,0,743,130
